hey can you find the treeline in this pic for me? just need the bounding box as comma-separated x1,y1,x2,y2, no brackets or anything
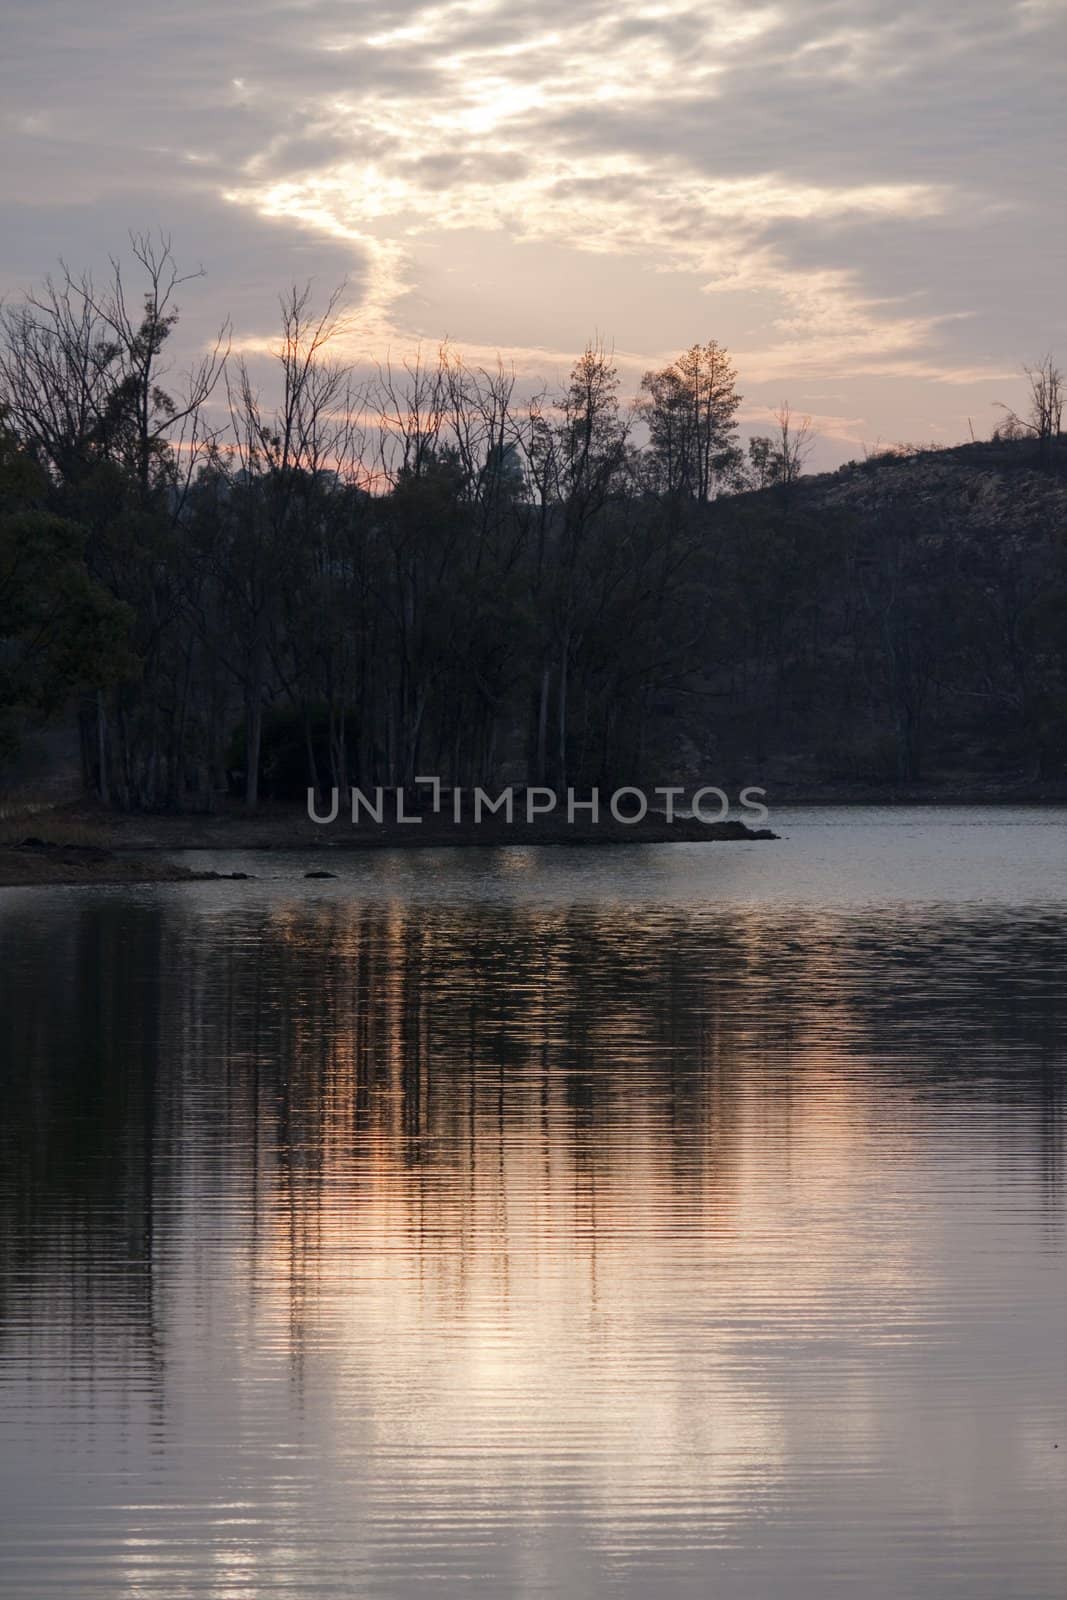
0,237,1064,807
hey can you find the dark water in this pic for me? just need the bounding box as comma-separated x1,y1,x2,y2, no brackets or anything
1,809,1065,1598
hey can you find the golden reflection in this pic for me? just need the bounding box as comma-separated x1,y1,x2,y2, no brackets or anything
159,901,940,1487
2,887,1064,1598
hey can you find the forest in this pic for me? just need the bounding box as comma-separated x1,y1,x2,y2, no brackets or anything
1,237,1064,811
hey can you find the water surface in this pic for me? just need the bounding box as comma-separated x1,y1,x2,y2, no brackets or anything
1,808,1065,1597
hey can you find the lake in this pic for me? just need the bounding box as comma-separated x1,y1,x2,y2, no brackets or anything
1,808,1065,1598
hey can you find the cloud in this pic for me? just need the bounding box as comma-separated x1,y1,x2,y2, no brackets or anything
1,0,1064,457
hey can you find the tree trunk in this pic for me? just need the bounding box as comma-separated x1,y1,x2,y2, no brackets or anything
303,704,321,802
535,664,550,787
96,689,110,806
245,692,263,810
557,635,570,793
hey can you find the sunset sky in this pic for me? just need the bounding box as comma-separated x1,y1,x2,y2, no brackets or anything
3,0,1064,464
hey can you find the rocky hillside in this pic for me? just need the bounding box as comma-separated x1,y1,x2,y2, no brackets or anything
684,437,1067,795
813,438,1067,530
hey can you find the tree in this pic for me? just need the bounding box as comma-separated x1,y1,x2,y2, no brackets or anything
0,424,133,761
0,235,227,808
524,342,632,788
996,356,1063,462
0,234,226,498
219,283,357,809
640,340,741,499
746,404,816,491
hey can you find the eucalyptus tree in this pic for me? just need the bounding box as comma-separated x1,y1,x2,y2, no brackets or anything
639,340,741,501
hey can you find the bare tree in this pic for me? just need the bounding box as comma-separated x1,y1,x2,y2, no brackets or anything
0,272,113,483
373,346,447,487
219,282,358,809
0,235,228,809
88,233,229,498
773,403,816,486
996,355,1063,459
745,404,816,490
0,234,226,495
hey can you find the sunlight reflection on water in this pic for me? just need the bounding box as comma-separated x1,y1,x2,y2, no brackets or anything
0,810,1065,1598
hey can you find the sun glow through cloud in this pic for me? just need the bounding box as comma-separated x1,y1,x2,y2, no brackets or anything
221,1,956,389
2,0,1064,457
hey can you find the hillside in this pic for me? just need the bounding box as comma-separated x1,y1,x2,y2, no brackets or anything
814,437,1067,527
672,438,1067,797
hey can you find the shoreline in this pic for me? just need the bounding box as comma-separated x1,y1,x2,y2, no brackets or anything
0,844,238,888
0,810,777,887
4,788,1066,887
